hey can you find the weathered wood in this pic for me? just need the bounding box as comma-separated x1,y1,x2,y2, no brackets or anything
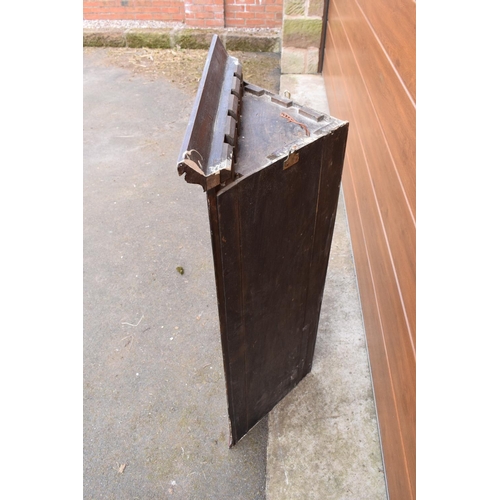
215,121,347,444
177,35,243,191
211,89,348,445
178,37,349,446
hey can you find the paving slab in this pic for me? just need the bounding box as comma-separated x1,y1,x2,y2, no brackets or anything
83,48,268,500
264,75,388,499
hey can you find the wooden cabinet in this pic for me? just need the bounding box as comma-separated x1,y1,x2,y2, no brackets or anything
178,36,348,445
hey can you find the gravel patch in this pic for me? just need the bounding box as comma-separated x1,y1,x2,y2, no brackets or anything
83,20,280,35
83,20,184,30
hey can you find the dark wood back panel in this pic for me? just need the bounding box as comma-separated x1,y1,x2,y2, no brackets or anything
323,0,416,498
215,123,347,444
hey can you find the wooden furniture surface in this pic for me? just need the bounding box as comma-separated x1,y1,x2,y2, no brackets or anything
323,0,416,498
178,36,349,445
215,94,348,443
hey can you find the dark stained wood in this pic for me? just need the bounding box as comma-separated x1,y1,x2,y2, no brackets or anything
205,188,233,444
215,111,348,444
322,0,416,498
302,125,348,377
178,37,352,445
179,39,350,445
177,35,242,191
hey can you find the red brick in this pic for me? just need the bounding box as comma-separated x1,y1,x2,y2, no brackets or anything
238,11,257,18
195,11,213,18
202,19,224,26
246,9,267,14
243,18,262,25
225,4,244,11
161,6,183,13
226,18,246,26
265,4,283,12
122,8,147,14
254,11,277,19
200,4,223,11
106,13,131,19
104,7,127,14
134,13,157,19
84,0,280,25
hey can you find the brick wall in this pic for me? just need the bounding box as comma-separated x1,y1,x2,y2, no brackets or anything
83,0,283,28
83,1,185,21
225,0,283,28
184,0,224,27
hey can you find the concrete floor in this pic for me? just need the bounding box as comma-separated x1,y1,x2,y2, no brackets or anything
83,49,386,499
83,49,267,500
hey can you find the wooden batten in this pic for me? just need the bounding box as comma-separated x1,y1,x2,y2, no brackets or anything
177,35,243,192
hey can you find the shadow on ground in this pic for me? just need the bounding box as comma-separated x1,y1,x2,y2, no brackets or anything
83,48,280,499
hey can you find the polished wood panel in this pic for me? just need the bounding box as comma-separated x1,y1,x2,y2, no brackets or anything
327,0,416,220
325,16,416,350
355,0,416,101
323,0,416,498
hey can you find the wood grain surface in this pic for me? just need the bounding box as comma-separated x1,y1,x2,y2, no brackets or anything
323,0,416,498
208,93,348,444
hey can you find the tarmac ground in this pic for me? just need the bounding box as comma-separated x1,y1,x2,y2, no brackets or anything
83,48,272,499
83,46,386,500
